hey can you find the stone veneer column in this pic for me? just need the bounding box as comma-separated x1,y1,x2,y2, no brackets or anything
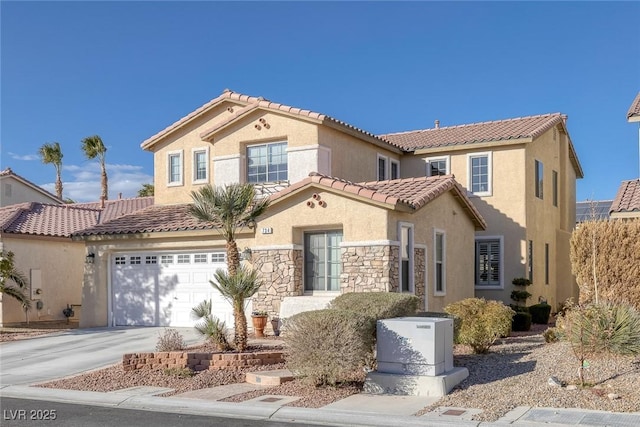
340,244,399,293
414,247,426,311
250,249,302,317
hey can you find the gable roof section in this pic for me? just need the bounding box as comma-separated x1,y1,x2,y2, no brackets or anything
627,92,640,122
270,172,486,230
0,197,154,238
74,203,217,236
0,167,64,204
610,179,640,214
380,113,584,178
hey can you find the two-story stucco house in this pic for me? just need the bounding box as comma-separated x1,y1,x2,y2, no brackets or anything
75,89,581,328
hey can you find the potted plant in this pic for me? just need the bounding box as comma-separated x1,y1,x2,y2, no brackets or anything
251,310,268,338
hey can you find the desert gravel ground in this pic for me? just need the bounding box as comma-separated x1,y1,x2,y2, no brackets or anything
35,327,640,422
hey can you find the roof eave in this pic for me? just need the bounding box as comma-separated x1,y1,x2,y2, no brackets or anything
413,138,530,155
268,182,398,211
628,115,640,123
322,120,403,154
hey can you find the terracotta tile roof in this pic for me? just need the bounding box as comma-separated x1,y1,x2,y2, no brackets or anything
0,197,154,238
627,92,640,121
74,203,217,236
610,179,640,213
270,172,486,229
380,113,566,150
0,167,64,204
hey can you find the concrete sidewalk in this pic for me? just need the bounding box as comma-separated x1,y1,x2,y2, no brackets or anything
2,384,639,427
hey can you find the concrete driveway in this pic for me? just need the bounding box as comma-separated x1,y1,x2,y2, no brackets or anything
0,327,201,387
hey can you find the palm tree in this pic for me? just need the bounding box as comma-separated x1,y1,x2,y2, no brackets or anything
81,135,108,201
38,142,63,199
0,251,30,311
188,183,269,275
137,183,154,197
211,266,263,351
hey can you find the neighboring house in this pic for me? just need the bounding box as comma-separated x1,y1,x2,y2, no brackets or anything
609,179,640,220
0,168,64,206
576,200,612,223
0,197,153,326
627,92,640,123
74,89,582,328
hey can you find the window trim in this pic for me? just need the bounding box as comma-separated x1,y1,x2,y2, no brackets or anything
192,147,209,184
425,155,450,176
474,235,504,289
545,243,550,285
467,152,492,196
377,154,388,181
167,150,184,186
390,159,400,180
246,141,288,184
398,222,415,294
303,230,343,293
535,159,544,200
434,228,446,296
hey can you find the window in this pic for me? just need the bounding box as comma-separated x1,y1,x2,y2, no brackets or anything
167,151,183,185
177,254,190,264
399,223,414,293
528,240,534,283
247,142,287,183
160,255,174,264
145,256,157,265
535,160,544,199
545,243,550,285
211,253,225,263
194,254,208,263
115,256,126,265
390,160,400,180
552,170,558,207
475,238,502,287
377,155,387,180
304,231,343,292
130,256,141,265
426,156,449,176
193,149,208,182
434,230,446,294
468,153,492,196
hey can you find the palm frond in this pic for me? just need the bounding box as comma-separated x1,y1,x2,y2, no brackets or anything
191,299,212,320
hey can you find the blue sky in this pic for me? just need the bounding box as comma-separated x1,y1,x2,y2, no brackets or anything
1,1,639,203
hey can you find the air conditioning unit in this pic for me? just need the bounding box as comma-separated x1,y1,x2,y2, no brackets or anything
376,317,454,376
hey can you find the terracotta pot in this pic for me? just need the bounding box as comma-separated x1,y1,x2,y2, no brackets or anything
252,315,268,338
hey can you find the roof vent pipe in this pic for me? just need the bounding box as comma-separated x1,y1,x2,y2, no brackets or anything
434,120,440,129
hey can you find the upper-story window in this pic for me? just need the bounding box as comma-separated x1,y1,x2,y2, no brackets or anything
167,150,183,186
426,156,450,176
247,141,288,183
377,155,387,180
552,170,558,207
193,148,208,183
390,159,400,180
377,154,399,180
535,160,544,199
467,152,492,196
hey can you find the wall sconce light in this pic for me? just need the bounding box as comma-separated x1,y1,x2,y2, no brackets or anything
240,248,252,261
85,252,95,264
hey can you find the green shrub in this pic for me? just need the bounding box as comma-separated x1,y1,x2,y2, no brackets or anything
156,328,185,352
543,327,560,343
512,312,532,331
191,299,231,351
285,309,375,386
444,298,514,354
529,303,552,324
509,304,529,313
163,367,195,378
329,292,420,321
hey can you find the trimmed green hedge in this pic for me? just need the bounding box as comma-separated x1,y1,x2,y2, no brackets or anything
512,312,532,331
528,303,551,324
329,292,420,322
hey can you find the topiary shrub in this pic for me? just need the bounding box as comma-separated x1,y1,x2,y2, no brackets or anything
285,309,375,386
528,303,552,324
329,292,420,321
444,298,514,354
512,312,532,331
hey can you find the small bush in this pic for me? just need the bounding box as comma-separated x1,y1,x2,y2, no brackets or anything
156,328,185,352
444,298,514,354
543,327,560,343
512,312,532,331
285,309,375,386
509,304,529,313
529,303,552,324
163,367,195,378
329,292,420,322
195,316,231,351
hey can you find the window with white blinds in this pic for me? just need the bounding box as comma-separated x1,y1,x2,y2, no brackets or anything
475,239,502,287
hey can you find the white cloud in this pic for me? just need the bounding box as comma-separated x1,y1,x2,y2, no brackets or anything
42,163,153,202
9,152,39,161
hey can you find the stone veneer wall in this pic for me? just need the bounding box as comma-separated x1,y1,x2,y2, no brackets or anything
414,247,426,310
250,249,303,317
122,351,284,371
341,245,399,293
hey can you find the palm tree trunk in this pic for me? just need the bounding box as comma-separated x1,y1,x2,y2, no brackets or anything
234,300,248,351
227,240,240,276
55,166,63,200
101,161,108,201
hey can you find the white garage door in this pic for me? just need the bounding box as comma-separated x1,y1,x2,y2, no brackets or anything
111,251,233,327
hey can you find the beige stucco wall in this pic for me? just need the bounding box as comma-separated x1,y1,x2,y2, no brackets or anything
78,231,255,328
0,236,84,325
1,176,60,206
